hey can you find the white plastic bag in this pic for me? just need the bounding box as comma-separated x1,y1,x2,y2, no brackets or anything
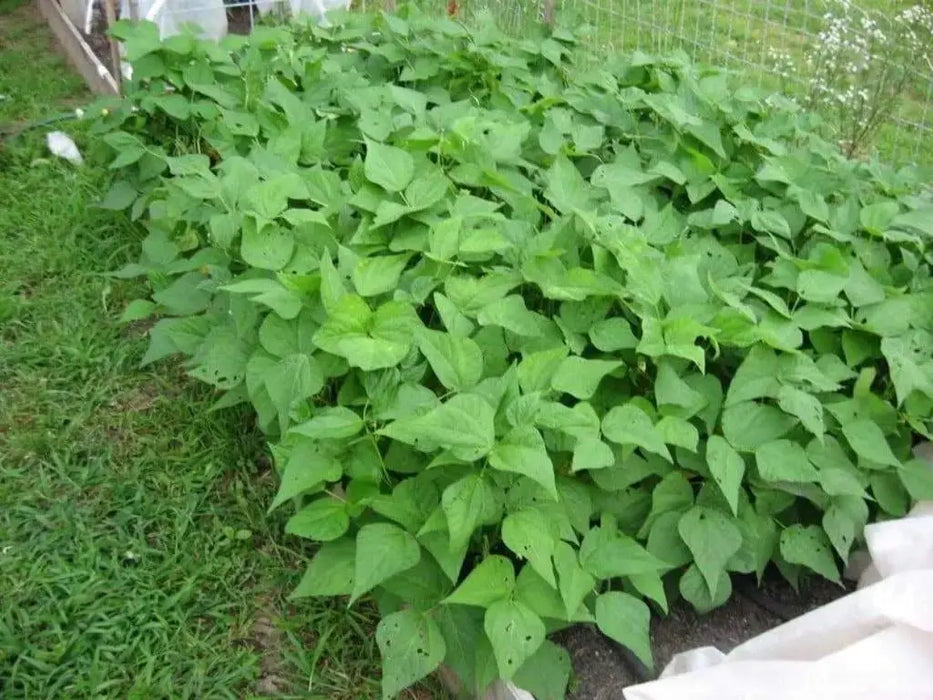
47,131,83,165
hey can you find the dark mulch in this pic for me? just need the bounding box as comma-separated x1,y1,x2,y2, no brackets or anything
226,5,253,35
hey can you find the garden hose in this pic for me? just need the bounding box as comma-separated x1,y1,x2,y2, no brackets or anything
0,111,79,140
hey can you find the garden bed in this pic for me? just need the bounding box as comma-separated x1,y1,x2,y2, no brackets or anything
36,0,119,94
86,7,933,700
42,0,260,95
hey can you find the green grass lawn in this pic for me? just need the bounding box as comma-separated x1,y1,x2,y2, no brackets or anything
0,3,393,698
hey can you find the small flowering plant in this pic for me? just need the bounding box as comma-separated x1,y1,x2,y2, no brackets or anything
803,0,933,156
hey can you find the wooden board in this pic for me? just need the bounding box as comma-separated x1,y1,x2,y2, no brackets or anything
35,0,120,95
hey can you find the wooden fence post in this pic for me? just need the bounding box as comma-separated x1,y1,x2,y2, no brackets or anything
102,0,122,86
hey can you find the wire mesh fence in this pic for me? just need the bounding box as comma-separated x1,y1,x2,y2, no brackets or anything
553,0,933,163
358,0,933,163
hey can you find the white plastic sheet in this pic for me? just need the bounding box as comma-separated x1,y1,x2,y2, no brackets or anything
118,0,227,42
60,0,94,34
255,0,350,24
624,502,933,700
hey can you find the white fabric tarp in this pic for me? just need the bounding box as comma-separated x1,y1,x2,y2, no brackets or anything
136,0,351,38
624,502,933,700
60,0,95,34
255,0,350,23
118,0,228,42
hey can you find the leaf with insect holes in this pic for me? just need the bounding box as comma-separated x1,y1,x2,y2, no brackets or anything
678,506,742,599
444,555,515,607
484,600,546,680
501,509,558,587
442,473,500,550
240,225,295,271
376,609,446,700
822,504,858,561
780,524,841,583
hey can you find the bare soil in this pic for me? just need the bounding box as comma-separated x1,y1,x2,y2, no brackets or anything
227,5,254,35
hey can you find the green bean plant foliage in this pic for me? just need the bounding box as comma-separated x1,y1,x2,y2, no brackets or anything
93,7,933,698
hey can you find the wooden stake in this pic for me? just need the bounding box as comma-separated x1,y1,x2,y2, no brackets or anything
101,0,122,86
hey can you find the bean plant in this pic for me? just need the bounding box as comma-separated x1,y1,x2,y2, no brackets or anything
93,7,933,698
